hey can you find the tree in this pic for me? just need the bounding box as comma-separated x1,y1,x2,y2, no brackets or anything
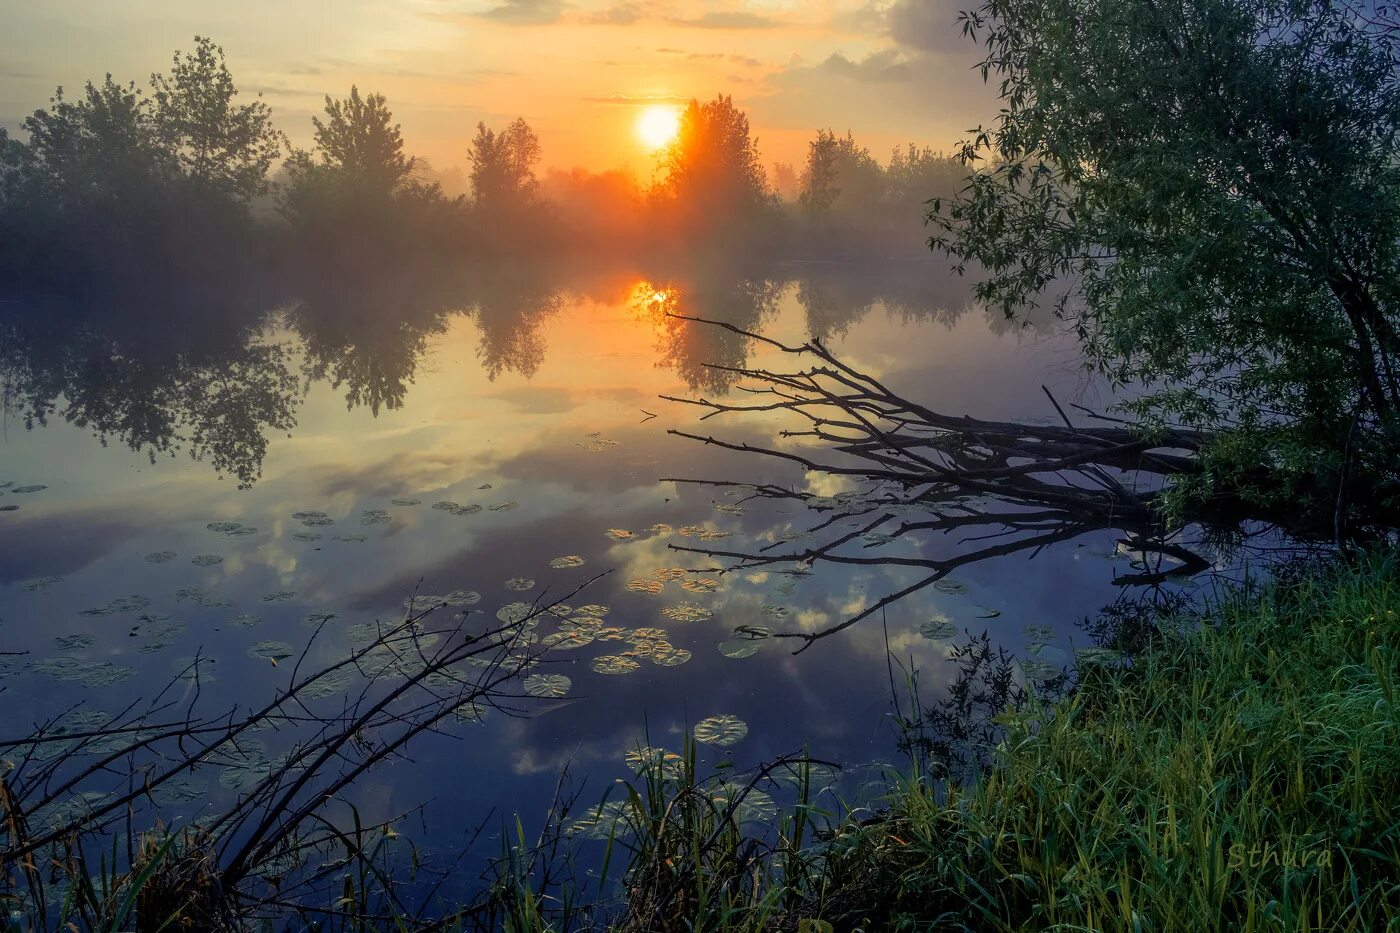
149,36,283,202
304,86,416,196
657,95,776,233
930,0,1400,518
798,129,883,220
468,117,541,210
18,76,171,212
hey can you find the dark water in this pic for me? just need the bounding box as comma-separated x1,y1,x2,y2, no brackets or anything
0,257,1148,887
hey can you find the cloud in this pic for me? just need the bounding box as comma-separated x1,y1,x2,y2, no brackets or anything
584,93,692,105
687,52,764,67
476,0,569,25
581,2,644,24
886,0,969,54
817,48,912,82
668,10,780,28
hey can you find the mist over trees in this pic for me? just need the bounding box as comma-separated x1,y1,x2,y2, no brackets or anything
0,37,967,298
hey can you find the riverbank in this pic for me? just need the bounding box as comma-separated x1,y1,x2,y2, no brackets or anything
538,551,1400,931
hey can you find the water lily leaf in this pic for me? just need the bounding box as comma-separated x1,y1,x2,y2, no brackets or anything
249,641,294,662
81,595,151,616
574,604,610,617
334,534,368,543
144,551,177,564
919,619,958,640
566,800,632,840
191,554,223,566
496,602,535,624
710,782,776,822
661,603,711,623
694,715,748,747
291,532,321,542
262,591,296,602
651,648,692,666
624,746,685,778
444,590,482,606
591,655,640,675
53,634,95,652
972,605,1002,619
305,611,338,624
230,613,262,628
1074,647,1127,666
488,501,519,512
625,579,663,595
549,555,586,569
208,522,258,536
360,510,390,526
605,528,635,540
523,673,572,698
718,640,760,659
733,624,773,640
932,579,968,595
292,511,328,520
1022,624,1054,641
648,523,673,535
680,579,718,593
391,498,421,507
504,577,536,592
11,485,47,494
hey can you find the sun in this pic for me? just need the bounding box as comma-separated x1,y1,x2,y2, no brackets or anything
636,106,681,150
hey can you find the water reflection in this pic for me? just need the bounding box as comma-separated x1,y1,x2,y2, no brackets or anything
2,258,994,486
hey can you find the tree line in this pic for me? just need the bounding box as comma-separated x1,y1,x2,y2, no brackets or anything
0,37,962,300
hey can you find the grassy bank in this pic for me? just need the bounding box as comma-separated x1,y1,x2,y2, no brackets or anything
533,552,1400,932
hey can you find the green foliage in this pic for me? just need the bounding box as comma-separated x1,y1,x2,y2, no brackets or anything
798,129,883,220
149,36,283,203
306,85,416,196
930,0,1400,513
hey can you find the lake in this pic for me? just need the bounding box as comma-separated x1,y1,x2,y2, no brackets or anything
0,255,1153,892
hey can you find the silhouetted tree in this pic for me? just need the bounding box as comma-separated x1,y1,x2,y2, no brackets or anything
149,36,283,203
468,118,542,210
656,95,776,240
798,129,882,220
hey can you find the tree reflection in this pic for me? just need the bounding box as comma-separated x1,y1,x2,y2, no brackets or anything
0,295,297,488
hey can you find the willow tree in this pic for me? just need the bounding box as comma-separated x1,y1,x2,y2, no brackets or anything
931,0,1400,526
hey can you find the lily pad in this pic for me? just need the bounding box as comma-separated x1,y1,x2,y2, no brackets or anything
626,579,663,595
694,714,748,747
605,528,635,540
488,501,519,512
11,485,47,494
591,655,640,675
334,534,368,543
208,521,259,536
391,498,421,507
733,624,773,640
549,555,586,569
229,613,262,628
291,532,322,542
932,579,968,595
919,619,958,640
496,602,535,624
360,510,390,526
262,591,296,602
661,603,711,623
53,634,95,652
718,640,760,659
504,577,536,592
710,782,776,822
651,648,692,667
523,673,572,698
144,551,177,564
680,579,719,593
249,641,294,662
624,746,685,778
191,554,223,566
444,590,482,607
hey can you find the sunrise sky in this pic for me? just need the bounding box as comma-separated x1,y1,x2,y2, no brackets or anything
0,0,993,178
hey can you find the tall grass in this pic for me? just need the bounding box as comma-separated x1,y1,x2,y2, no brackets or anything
813,551,1400,931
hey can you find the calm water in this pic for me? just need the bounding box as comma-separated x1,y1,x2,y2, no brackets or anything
0,257,1145,885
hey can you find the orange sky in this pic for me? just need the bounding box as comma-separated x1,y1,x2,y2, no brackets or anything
0,0,995,177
